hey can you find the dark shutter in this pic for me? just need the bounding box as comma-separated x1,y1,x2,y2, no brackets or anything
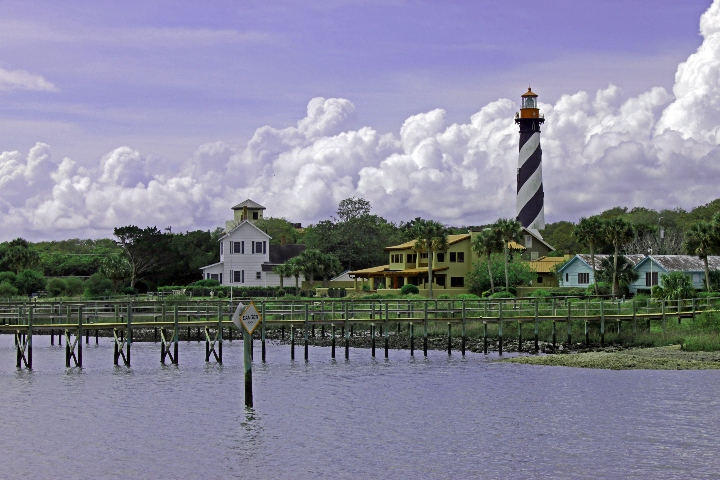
263,241,267,254
241,241,244,254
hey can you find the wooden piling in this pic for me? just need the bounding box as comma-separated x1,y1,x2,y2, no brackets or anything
461,302,466,356
384,303,389,359
371,324,376,357
423,301,428,357
534,300,539,353
173,304,179,364
291,326,295,360
483,322,488,355
304,303,309,362
260,303,265,363
331,324,336,359
77,306,83,368
498,302,503,356
344,302,350,360
600,300,605,347
410,322,414,356
447,323,452,355
632,300,637,334
566,303,572,346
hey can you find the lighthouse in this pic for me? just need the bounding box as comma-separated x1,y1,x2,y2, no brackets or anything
514,87,545,231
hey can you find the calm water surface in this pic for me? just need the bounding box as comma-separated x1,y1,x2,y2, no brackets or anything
0,335,719,479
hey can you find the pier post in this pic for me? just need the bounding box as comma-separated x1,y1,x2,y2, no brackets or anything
567,302,572,346
173,304,179,364
534,300,539,353
384,303,389,359
632,300,637,334
260,303,265,363
331,324,336,358
371,324,376,357
423,301,428,357
552,321,556,351
461,301,466,356
517,321,522,353
498,301,503,356
126,304,132,366
447,323,452,355
585,320,589,346
78,306,83,368
410,322,414,356
244,329,253,408
344,303,350,360
304,303,309,362
483,322,488,355
27,307,33,369
291,326,295,360
600,300,605,347
218,306,223,364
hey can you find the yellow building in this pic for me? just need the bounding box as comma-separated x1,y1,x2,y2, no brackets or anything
349,228,553,295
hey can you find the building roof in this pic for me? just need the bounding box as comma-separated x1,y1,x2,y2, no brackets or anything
384,234,470,252
268,244,306,264
348,265,389,276
231,199,266,210
522,227,555,251
526,256,567,274
220,219,271,240
348,265,450,278
637,255,720,272
199,261,224,271
558,254,646,273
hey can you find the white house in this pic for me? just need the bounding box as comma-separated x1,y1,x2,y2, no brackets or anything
200,200,305,287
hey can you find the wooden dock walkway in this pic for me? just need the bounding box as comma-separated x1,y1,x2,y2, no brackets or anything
1,296,718,369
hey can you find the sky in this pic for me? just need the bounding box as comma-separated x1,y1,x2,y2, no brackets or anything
0,0,718,241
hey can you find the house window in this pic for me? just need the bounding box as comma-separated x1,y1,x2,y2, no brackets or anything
525,235,532,248
435,275,446,286
420,253,428,260
253,211,259,220
407,254,417,264
437,253,445,263
220,242,224,255
530,251,539,260
256,272,262,280
210,274,219,281
693,273,702,283
450,252,456,262
457,252,464,263
645,272,658,286
578,272,590,284
450,277,464,287
565,273,568,282
252,241,264,254
234,271,242,283
391,254,404,264
537,276,543,284
233,241,242,254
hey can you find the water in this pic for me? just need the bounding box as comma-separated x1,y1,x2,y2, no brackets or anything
1,335,719,479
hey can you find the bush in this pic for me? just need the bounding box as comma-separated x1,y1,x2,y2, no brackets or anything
0,281,18,297
46,278,67,297
585,282,610,296
455,293,481,299
191,279,221,287
64,277,84,296
361,283,371,291
84,273,114,298
122,287,139,295
0,271,16,285
489,291,515,299
15,269,46,296
466,256,535,295
400,284,420,295
436,294,452,299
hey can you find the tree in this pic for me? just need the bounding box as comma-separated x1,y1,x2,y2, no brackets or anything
466,256,535,296
294,249,325,289
492,218,523,292
273,262,294,289
684,220,718,291
337,197,371,222
471,229,503,293
317,253,343,287
573,217,606,296
255,217,300,245
0,281,18,297
603,217,636,297
2,238,41,274
46,278,67,297
64,277,85,297
84,273,114,298
100,254,132,293
596,256,639,294
413,219,448,299
287,257,303,291
15,269,46,296
114,226,172,287
653,272,694,302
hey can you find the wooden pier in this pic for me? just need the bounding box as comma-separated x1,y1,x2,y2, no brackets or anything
1,296,717,369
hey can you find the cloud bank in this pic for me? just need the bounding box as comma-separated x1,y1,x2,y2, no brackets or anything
3,2,720,241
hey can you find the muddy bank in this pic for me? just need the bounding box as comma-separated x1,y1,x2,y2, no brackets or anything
500,345,720,370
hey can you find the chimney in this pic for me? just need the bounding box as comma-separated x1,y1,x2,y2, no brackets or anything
281,234,286,245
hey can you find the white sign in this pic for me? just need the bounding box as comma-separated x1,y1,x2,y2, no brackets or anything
239,302,262,334
231,302,245,331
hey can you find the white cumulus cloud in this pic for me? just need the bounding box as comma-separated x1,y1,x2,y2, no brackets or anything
0,67,57,92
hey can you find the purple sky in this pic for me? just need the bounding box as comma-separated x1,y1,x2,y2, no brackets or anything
0,0,717,240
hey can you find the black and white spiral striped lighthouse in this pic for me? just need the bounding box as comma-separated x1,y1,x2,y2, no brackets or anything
514,87,545,231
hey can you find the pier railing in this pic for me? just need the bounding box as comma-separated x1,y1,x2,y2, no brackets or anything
2,296,719,369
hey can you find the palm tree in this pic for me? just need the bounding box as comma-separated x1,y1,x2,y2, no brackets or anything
471,228,503,293
603,217,635,297
413,219,448,299
295,249,325,289
655,272,694,302
684,220,718,291
492,218,523,292
317,253,343,288
573,217,606,295
596,256,639,295
273,262,293,289
287,257,303,292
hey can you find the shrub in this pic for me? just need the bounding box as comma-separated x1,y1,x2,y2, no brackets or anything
0,271,16,285
64,277,85,296
0,281,18,297
122,286,138,295
191,279,221,287
361,283,371,291
436,294,452,299
400,284,420,295
585,282,610,296
46,278,67,297
455,293,481,300
489,291,515,299
15,269,46,296
527,289,552,300
84,273,114,298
